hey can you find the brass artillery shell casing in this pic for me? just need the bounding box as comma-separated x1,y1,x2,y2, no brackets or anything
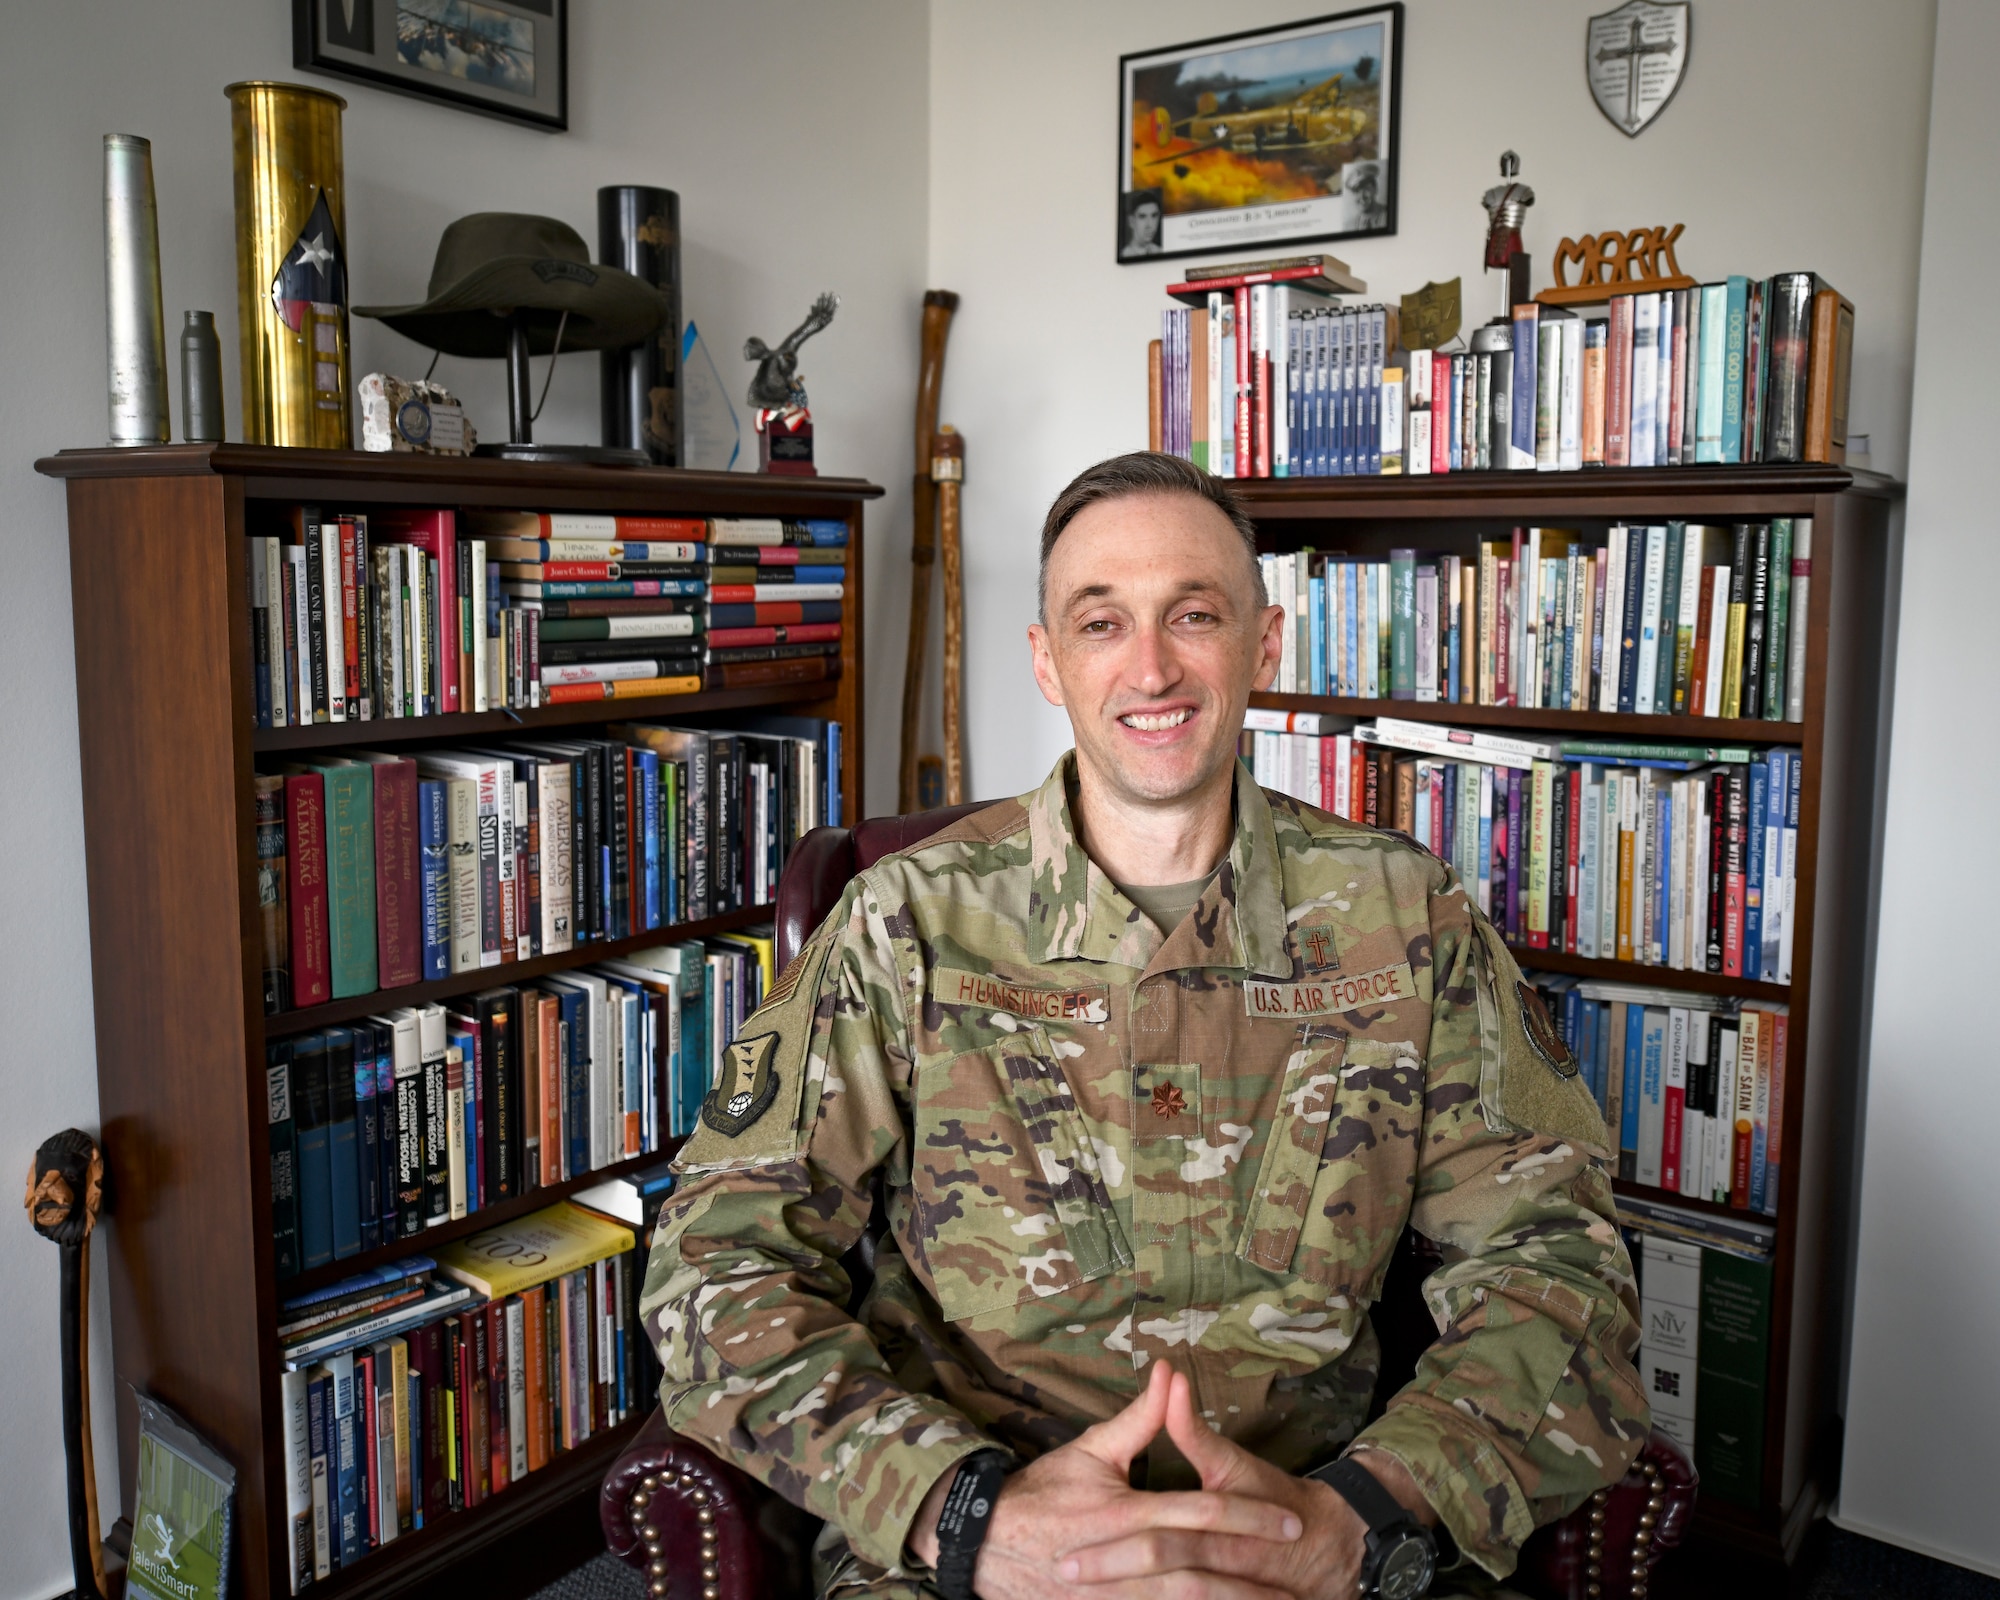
225,81,351,448
103,134,170,446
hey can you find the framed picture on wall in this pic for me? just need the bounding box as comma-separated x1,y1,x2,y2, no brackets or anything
294,0,568,131
1118,4,1402,264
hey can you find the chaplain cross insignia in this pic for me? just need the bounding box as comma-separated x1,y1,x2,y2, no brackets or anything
1151,1083,1186,1119
1301,928,1335,969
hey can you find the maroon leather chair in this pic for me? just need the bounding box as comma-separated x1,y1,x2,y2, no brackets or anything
602,804,1696,1599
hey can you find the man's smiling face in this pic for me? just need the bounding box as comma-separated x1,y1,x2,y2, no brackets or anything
1029,491,1283,810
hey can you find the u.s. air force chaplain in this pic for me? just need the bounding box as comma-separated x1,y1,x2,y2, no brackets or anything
640,452,1649,1600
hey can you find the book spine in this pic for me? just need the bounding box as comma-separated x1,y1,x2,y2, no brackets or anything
1741,524,1771,727
1662,1008,1688,1191
286,774,332,1007
321,765,379,999
1786,520,1812,722
269,1044,300,1278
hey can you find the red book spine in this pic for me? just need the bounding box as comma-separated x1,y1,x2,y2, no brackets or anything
1765,1009,1788,1207
375,509,460,712
740,601,811,626
487,1301,510,1493
411,1322,448,1522
285,772,331,1007
1662,1069,1684,1192
356,1349,379,1546
1320,735,1340,819
1429,767,1444,848
468,1312,491,1503
1722,769,1747,976
705,622,841,649
372,757,421,988
708,585,760,603
536,561,616,580
1349,742,1365,824
338,518,360,708
1494,559,1512,705
1565,767,1583,951
1431,355,1452,474
1168,263,1353,294
614,517,707,539
1731,1094,1754,1209
1234,287,1252,477
1667,309,1688,459
743,546,801,565
1605,298,1633,467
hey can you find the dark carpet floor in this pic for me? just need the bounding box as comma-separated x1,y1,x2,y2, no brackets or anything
532,1522,2000,1600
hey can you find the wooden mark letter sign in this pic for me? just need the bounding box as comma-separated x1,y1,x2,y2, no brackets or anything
1537,223,1695,306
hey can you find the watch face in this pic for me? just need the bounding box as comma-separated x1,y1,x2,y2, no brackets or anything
1376,1532,1436,1600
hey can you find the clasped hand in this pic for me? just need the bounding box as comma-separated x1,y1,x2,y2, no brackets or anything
912,1360,1389,1600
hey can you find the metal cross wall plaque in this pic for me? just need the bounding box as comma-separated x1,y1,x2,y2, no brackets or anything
1586,0,1690,137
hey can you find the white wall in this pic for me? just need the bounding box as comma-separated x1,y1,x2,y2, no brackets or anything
928,0,1935,802
1836,0,2000,1577
0,4,928,1595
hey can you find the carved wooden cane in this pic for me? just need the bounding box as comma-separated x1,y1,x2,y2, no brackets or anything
933,426,966,805
899,290,959,812
26,1128,110,1600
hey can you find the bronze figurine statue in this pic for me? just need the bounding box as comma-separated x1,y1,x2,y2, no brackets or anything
745,292,838,410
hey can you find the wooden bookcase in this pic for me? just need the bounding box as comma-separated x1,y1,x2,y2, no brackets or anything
35,445,881,1600
1237,463,1899,1565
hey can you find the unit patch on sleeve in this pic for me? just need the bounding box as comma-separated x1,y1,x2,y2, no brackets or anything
1517,980,1580,1078
704,1032,781,1135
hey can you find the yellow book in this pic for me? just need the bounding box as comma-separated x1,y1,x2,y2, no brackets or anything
714,927,777,998
1616,795,1636,965
1720,602,1748,718
433,1201,635,1300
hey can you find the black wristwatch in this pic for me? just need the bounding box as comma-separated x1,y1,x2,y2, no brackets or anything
1307,1457,1438,1600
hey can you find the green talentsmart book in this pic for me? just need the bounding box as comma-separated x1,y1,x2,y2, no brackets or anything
1696,1246,1772,1506
129,1392,237,1600
312,760,378,998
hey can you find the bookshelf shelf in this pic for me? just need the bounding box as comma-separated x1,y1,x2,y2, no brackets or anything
1250,690,1802,745
1497,945,1791,1003
1612,1178,1760,1224
281,1146,682,1300
250,682,825,754
263,905,770,1039
1235,469,1898,1565
38,446,881,1600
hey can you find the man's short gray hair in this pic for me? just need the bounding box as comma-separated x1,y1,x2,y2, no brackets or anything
1037,451,1265,622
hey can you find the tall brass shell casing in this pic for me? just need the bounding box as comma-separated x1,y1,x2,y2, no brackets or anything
226,81,351,448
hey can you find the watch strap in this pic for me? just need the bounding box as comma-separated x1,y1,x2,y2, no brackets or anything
1309,1456,1413,1538
931,1449,1009,1600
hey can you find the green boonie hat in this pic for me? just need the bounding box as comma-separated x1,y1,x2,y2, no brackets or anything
355,212,666,358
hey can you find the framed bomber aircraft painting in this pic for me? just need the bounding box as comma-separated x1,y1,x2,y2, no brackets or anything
295,0,569,130
1118,5,1402,264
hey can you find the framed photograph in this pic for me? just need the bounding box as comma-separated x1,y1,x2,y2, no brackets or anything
294,0,567,131
1118,4,1401,264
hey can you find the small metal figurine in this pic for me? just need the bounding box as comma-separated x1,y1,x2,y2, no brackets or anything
746,292,838,475
1481,150,1536,318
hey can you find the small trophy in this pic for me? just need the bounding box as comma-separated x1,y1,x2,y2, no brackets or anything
746,293,837,476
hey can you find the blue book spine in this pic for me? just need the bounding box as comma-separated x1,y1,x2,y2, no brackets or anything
1576,992,1599,1106
679,966,709,1135
826,722,843,827
556,987,589,1178
1511,307,1540,466
1720,276,1750,462
354,1042,380,1253
797,518,851,546
332,1359,361,1565
640,752,661,931
1744,758,1767,978
1764,752,1788,981
452,1025,481,1210
1621,1005,1645,1161
539,578,708,598
326,1028,361,1261
1309,575,1326,694
1750,1075,1769,1213
407,1369,423,1530
1446,589,1462,705
370,1027,396,1246
419,780,449,981
294,1034,334,1270
1446,356,1463,472
1367,306,1384,475
1616,546,1645,714
1341,312,1358,475
1343,562,1359,695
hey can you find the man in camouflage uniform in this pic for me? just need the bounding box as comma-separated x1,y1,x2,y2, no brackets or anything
642,453,1649,1600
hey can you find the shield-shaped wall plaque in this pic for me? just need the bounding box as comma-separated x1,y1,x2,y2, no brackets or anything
1586,0,1690,137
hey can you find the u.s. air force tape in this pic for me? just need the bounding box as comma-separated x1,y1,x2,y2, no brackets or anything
1244,961,1417,1018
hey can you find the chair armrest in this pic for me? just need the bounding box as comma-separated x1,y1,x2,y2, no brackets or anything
601,1408,807,1599
1513,1430,1698,1600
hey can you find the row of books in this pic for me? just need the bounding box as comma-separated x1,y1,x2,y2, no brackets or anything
1259,519,1811,722
278,1197,662,1589
1523,973,1788,1216
269,933,771,1278
255,716,839,1011
1624,1197,1774,1509
246,511,848,728
1148,253,1853,477
1247,716,1800,981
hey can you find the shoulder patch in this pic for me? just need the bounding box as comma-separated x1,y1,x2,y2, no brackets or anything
1471,917,1611,1157
674,935,837,1171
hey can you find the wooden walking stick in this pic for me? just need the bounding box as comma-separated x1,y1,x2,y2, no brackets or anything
899,289,959,812
26,1128,111,1600
933,426,966,805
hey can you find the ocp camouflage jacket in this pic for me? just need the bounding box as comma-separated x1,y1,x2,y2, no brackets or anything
642,755,1649,1586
